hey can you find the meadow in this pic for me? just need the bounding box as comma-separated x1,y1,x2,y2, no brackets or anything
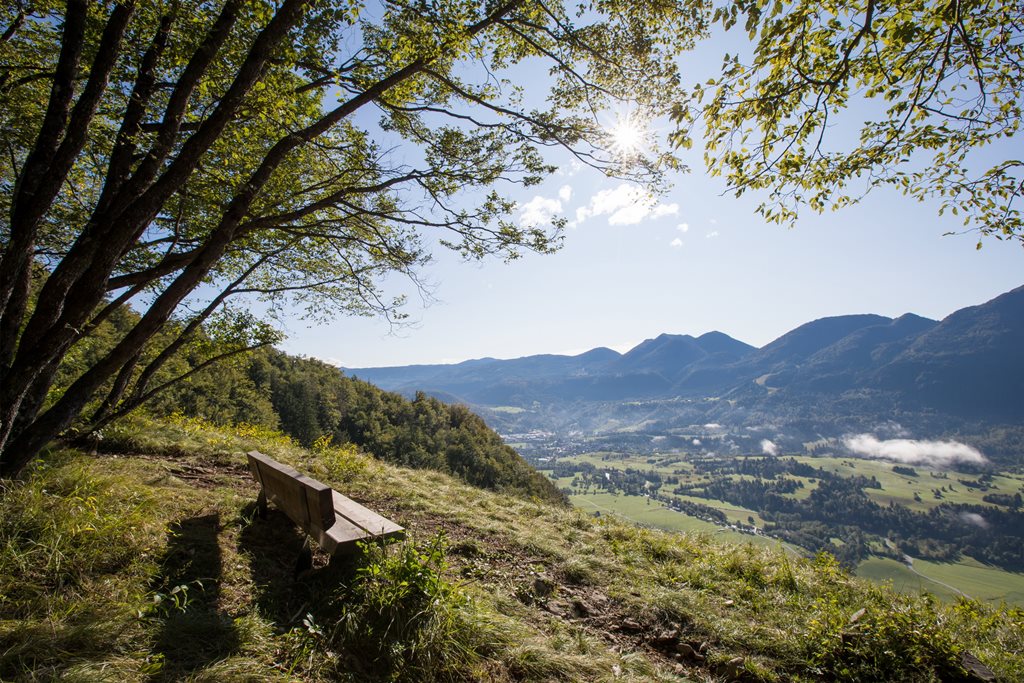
541,451,1024,606
857,556,1024,606
8,417,1023,680
788,456,1024,512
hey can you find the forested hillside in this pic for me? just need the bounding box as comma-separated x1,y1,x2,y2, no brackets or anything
160,350,565,504
48,302,562,504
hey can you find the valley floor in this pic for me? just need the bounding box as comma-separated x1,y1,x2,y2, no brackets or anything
540,451,1024,607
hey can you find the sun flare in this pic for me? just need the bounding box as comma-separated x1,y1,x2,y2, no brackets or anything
608,113,646,156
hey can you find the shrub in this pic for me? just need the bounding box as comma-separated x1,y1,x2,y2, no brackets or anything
805,594,964,681
294,533,500,681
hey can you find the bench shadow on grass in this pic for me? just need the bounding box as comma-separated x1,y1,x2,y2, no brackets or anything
237,502,360,630
150,512,240,681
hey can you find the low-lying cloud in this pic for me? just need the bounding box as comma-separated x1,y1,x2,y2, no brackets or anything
959,512,990,529
844,434,987,467
761,439,779,456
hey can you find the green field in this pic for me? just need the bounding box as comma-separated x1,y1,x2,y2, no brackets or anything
566,486,1024,607
791,456,1024,512
545,450,1024,606
571,490,719,532
548,451,766,526
857,556,1024,606
554,451,1024,516
567,490,797,552
672,493,765,526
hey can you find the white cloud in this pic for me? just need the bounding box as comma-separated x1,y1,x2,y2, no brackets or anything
706,230,720,239
575,183,679,226
692,438,702,446
704,423,722,430
651,202,679,218
519,195,562,227
959,512,990,529
761,439,779,456
558,184,573,202
677,222,689,233
670,237,683,248
843,434,988,467
594,185,648,224
557,160,583,176
609,203,650,225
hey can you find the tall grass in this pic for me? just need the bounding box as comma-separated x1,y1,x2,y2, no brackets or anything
2,417,1022,681
0,452,162,679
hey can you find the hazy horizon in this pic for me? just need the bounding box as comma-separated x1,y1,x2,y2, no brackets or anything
295,278,1020,370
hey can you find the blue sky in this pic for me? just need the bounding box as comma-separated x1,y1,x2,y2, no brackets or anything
281,159,1022,368
278,20,1024,369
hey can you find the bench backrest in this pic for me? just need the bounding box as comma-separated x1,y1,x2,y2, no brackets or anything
247,451,335,538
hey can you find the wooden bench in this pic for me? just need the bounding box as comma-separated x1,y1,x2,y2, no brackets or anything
246,451,403,560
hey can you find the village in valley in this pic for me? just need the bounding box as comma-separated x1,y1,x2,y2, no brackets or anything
513,427,1024,606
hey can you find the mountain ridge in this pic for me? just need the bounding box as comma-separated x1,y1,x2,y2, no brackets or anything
346,285,1024,436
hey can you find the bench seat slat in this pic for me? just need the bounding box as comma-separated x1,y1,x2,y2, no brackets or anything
332,491,404,538
320,514,374,553
246,450,403,556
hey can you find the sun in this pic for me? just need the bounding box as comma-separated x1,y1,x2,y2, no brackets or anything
608,112,646,156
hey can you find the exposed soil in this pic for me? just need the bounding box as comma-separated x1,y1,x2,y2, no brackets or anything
98,449,731,680
106,450,254,490
385,500,723,681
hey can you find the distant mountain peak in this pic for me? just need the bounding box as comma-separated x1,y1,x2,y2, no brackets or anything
575,347,622,361
346,285,1024,422
755,314,892,364
695,330,756,356
894,312,936,324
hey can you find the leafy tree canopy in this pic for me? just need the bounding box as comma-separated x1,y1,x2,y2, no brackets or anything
674,0,1024,246
0,0,704,475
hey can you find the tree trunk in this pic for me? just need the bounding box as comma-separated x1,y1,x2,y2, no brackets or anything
0,0,308,476
0,0,532,478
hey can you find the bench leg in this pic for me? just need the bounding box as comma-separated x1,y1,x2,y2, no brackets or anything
294,536,313,578
256,489,268,519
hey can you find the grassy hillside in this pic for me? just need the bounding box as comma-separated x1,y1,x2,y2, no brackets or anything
2,417,1022,682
